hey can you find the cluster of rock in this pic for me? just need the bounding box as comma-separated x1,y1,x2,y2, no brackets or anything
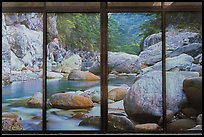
2,13,43,86
2,112,23,131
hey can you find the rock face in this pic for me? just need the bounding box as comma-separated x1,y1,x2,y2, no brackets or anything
183,77,202,111
11,51,25,71
2,112,23,131
8,24,43,68
2,14,11,85
47,41,66,63
5,13,43,31
27,92,42,108
2,13,44,84
139,31,201,65
90,52,141,74
49,93,94,109
124,71,199,117
47,15,58,41
68,70,100,81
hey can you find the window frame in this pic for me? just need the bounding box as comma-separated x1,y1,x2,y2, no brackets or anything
1,2,202,135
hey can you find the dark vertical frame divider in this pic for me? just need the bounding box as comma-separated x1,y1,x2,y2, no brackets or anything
161,2,167,133
1,2,202,135
42,2,47,133
100,2,108,134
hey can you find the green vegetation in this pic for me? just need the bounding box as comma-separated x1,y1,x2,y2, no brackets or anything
108,13,155,55
54,12,201,55
138,13,161,50
57,13,100,52
166,12,202,34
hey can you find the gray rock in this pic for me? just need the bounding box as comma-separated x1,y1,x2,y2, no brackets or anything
4,13,43,31
11,51,24,71
47,15,58,41
47,41,66,63
190,64,202,76
2,14,11,85
139,31,201,65
79,114,136,132
183,77,202,111
142,54,194,73
196,114,202,125
124,71,199,117
11,71,40,82
90,52,141,74
60,54,82,70
143,33,162,50
158,110,174,125
139,42,162,65
167,119,196,130
168,43,202,58
188,125,202,130
79,116,101,128
194,54,202,65
108,114,136,132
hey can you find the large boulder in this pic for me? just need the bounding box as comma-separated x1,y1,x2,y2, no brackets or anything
60,54,82,70
167,119,196,130
124,71,199,117
79,114,136,132
139,42,162,65
142,54,194,73
108,88,128,102
90,52,141,74
143,33,162,50
68,70,100,81
183,77,202,111
168,43,202,58
27,92,42,108
49,93,94,109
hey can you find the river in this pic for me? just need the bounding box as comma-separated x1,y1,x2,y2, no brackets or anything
2,75,136,131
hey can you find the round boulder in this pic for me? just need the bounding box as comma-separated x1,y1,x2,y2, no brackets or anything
49,93,94,109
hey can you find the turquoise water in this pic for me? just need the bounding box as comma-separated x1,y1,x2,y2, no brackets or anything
2,76,136,131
